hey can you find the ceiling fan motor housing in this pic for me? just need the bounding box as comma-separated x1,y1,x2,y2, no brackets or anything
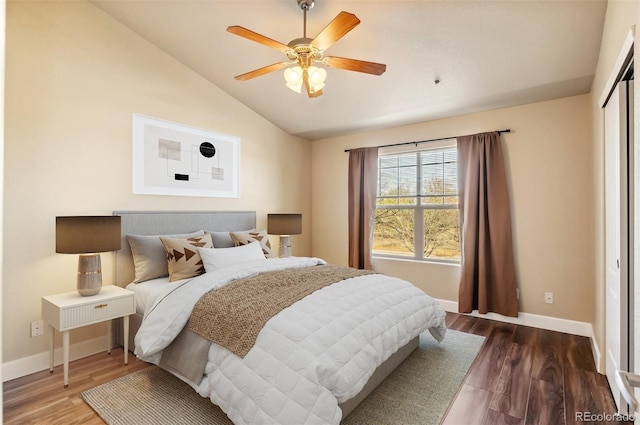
287,38,323,62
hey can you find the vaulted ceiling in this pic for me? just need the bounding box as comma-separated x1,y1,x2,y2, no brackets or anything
93,0,607,140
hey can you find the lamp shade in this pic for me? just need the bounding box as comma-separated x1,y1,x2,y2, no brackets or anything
56,216,122,254
267,214,302,236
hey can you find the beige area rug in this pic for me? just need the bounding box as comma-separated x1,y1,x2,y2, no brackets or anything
81,330,484,425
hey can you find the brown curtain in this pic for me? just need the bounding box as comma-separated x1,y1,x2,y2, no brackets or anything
348,147,379,270
457,132,518,317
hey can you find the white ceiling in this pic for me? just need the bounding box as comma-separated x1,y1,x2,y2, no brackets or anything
93,0,607,140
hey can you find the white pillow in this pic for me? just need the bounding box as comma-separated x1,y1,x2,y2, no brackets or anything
199,241,266,272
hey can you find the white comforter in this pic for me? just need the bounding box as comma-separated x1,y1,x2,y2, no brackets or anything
135,257,447,425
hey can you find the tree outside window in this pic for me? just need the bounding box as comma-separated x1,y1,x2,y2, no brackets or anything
373,147,460,262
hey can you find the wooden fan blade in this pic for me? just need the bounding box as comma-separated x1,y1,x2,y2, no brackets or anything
234,62,290,81
311,11,360,51
325,56,387,75
227,26,291,52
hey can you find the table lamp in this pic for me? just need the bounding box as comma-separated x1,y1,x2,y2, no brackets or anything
267,213,302,258
56,216,121,296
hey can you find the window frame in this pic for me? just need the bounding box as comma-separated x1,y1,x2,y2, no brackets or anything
373,139,460,264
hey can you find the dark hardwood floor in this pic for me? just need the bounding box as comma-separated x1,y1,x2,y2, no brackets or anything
2,313,630,424
442,313,630,425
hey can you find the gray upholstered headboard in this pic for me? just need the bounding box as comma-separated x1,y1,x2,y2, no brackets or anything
113,210,256,286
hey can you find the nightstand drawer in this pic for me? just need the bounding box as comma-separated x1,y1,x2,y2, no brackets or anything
58,296,134,330
42,286,135,331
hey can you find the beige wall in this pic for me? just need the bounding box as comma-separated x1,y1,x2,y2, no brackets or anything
590,0,640,372
3,1,311,364
312,94,595,323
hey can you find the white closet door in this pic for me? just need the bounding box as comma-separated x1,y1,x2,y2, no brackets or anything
605,80,631,412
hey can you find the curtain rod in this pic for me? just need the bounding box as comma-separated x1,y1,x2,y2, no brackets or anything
343,129,511,153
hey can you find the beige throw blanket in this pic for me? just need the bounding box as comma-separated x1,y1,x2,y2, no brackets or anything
188,265,375,358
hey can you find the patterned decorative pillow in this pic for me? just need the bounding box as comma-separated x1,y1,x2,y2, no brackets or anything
208,229,255,248
160,233,213,282
229,229,274,258
127,230,205,283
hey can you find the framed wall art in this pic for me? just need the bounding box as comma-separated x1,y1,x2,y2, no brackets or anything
132,114,240,198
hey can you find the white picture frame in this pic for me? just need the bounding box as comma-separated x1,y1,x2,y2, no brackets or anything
132,114,240,198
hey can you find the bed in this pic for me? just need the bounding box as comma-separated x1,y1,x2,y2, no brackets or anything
112,210,447,425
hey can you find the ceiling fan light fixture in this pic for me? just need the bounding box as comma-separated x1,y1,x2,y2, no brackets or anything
284,66,303,93
284,65,326,95
308,66,327,88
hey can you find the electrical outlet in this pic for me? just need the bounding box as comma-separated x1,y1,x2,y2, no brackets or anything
544,292,554,304
30,320,44,337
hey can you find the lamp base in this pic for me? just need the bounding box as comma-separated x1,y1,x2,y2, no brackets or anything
77,254,102,296
278,235,292,258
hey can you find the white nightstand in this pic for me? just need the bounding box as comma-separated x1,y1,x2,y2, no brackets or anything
42,285,135,387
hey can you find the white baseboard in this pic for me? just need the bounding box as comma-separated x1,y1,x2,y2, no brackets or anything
2,335,108,382
437,299,603,373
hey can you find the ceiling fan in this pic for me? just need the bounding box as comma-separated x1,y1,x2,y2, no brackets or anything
227,0,387,98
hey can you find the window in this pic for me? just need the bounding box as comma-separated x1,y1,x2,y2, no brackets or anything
373,144,460,262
